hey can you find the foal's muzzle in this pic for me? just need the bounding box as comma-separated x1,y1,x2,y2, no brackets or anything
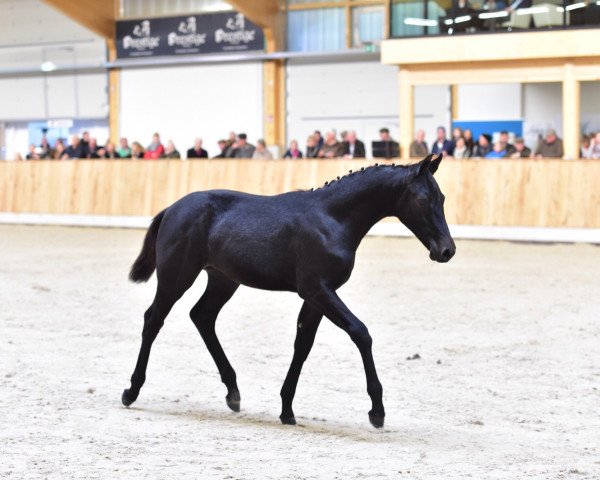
429,238,456,263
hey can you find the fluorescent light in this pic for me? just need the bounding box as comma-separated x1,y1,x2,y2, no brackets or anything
565,2,585,10
444,19,454,25
479,11,509,18
455,15,472,23
516,6,550,15
404,18,438,27
40,61,56,72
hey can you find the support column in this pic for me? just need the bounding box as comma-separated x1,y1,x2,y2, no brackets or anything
451,84,459,124
107,39,120,144
263,60,286,152
562,62,580,159
398,67,413,160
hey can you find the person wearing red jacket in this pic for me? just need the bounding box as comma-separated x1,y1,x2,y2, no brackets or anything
143,133,165,159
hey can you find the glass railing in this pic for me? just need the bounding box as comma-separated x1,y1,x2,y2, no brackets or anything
390,0,600,37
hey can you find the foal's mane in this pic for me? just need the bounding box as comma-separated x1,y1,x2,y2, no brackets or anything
308,162,413,192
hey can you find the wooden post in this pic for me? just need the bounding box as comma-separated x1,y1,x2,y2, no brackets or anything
398,67,413,160
263,60,286,151
451,84,459,122
562,62,580,159
107,39,120,144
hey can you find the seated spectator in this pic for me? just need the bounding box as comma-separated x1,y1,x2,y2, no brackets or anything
26,144,41,160
224,131,237,157
52,141,66,160
341,131,366,159
144,132,165,159
63,134,85,159
213,139,228,158
103,141,119,159
451,126,463,144
580,135,592,158
473,133,492,157
340,130,348,142
409,129,428,158
485,142,507,159
118,138,131,158
305,135,320,158
131,141,145,159
498,130,516,156
535,129,563,158
87,138,100,158
81,131,91,158
187,138,208,158
432,127,454,156
313,130,324,150
283,140,303,159
509,138,531,158
252,139,273,160
318,130,342,158
453,137,471,159
377,127,400,158
39,136,51,158
230,133,255,158
164,140,181,159
590,132,600,159
463,129,475,153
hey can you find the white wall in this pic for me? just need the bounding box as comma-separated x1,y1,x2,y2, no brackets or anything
522,83,562,149
414,85,451,149
120,62,263,157
286,59,399,157
581,81,600,135
457,83,521,120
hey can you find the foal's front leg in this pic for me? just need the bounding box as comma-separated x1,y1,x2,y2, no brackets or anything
307,288,385,428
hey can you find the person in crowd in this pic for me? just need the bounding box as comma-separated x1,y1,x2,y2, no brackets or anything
590,132,600,159
187,138,208,158
378,127,400,158
341,131,366,159
26,144,41,160
409,129,428,158
318,130,342,158
535,129,563,158
485,141,507,159
213,139,228,158
102,141,119,159
223,131,237,157
63,134,85,159
131,141,145,159
509,137,531,158
39,136,51,158
498,130,516,156
284,140,303,159
473,133,492,157
305,135,320,158
580,135,592,158
52,141,66,160
230,133,255,158
452,137,471,159
340,130,348,142
313,130,324,150
144,132,165,159
252,139,273,160
431,126,454,156
164,140,181,159
463,129,475,154
451,127,463,144
80,131,91,158
118,138,131,158
87,138,100,158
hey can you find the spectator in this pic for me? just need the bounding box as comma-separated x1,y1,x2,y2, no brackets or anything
131,141,145,159
252,139,273,160
535,129,563,158
144,132,165,159
318,130,342,158
409,129,428,158
313,130,324,150
39,137,51,158
284,140,303,159
305,135,320,158
341,131,366,159
463,129,475,154
378,127,400,158
451,126,463,144
453,137,471,159
103,141,119,159
431,127,454,156
118,138,131,158
213,139,228,158
224,131,237,157
340,130,348,142
52,141,66,160
87,138,100,158
499,130,516,156
473,133,492,157
485,142,507,159
509,138,531,158
164,140,181,159
81,131,91,158
590,132,600,159
580,135,592,158
63,134,84,159
26,144,41,160
187,138,208,158
231,133,255,158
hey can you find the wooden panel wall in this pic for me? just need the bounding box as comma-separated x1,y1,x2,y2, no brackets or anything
1,159,599,228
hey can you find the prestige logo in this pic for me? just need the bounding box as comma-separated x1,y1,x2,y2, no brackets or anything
215,13,256,45
168,16,207,48
123,20,160,51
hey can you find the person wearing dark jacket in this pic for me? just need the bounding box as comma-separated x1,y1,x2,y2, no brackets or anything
431,127,454,156
283,140,303,159
187,138,208,158
341,131,366,159
63,135,85,159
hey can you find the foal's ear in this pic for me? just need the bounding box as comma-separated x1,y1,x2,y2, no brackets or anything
429,154,442,174
417,154,434,176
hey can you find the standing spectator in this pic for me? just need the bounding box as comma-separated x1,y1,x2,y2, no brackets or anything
453,137,471,159
187,138,208,158
590,132,600,159
103,141,119,159
252,139,273,160
535,129,563,158
341,131,366,159
164,140,181,159
284,140,303,159
409,129,428,158
431,127,454,156
213,139,228,158
131,142,145,159
473,133,492,157
378,127,400,158
313,130,324,150
63,134,84,159
485,142,507,159
305,135,320,158
509,138,531,158
118,138,131,158
499,131,516,156
318,130,342,158
231,133,255,158
463,129,475,154
144,132,165,159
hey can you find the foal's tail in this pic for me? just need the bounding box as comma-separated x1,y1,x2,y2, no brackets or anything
129,209,166,283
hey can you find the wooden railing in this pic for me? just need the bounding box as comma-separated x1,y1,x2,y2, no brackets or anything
1,158,599,228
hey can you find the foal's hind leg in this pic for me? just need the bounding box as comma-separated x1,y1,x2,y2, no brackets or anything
189,271,240,412
280,302,322,425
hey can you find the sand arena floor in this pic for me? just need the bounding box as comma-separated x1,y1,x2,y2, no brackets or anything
1,225,599,479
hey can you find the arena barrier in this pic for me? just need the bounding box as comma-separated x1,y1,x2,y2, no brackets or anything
1,159,599,242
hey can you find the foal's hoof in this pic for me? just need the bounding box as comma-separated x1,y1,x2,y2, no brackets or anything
121,389,137,407
226,391,241,412
279,415,296,426
369,412,385,429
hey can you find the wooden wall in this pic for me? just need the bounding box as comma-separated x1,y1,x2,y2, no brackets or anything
1,159,599,228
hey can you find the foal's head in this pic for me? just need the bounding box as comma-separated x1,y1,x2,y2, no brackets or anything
396,155,456,263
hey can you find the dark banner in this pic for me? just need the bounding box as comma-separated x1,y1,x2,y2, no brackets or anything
116,11,264,59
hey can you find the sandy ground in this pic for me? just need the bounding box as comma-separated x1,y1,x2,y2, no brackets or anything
1,225,599,480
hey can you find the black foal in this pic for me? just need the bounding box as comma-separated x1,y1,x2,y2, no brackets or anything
122,154,455,428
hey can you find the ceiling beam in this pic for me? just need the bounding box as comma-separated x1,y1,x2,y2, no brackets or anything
42,0,117,39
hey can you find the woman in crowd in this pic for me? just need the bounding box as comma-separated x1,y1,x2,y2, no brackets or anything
164,140,181,159
118,138,131,158
252,139,273,160
463,129,475,154
283,140,303,159
143,132,164,159
103,141,119,159
305,135,320,158
452,137,471,159
473,133,492,157
52,141,66,160
131,141,145,159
